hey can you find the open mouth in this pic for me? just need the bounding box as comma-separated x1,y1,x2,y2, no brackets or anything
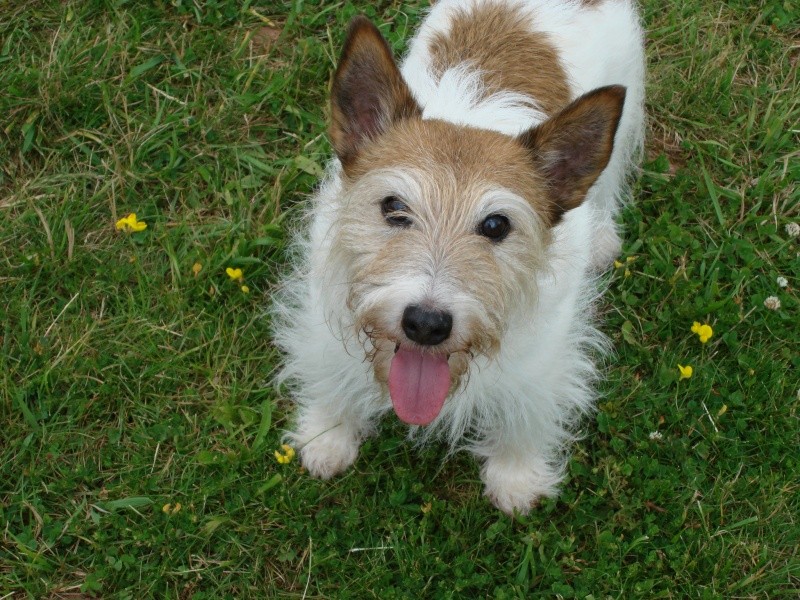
388,344,451,426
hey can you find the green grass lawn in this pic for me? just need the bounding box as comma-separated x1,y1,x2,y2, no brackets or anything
1,0,798,597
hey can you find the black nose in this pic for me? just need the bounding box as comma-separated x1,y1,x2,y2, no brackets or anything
401,305,453,346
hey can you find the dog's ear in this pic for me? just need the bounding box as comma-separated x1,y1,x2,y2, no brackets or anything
518,85,626,225
330,16,421,170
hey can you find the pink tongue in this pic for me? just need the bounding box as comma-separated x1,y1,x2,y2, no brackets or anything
388,348,451,425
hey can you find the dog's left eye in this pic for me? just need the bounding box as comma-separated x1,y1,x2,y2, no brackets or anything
478,214,511,241
381,196,412,227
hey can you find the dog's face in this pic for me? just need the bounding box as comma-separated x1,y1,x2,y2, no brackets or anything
325,18,625,426
332,121,551,425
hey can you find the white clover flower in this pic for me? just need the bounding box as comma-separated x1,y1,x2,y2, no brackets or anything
776,276,788,288
649,431,663,440
786,222,800,238
764,296,781,310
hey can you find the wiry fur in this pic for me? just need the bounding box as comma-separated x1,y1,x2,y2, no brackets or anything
272,0,645,514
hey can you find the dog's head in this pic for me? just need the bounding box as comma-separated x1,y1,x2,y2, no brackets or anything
325,17,625,426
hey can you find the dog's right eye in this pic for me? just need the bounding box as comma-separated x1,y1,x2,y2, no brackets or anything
478,214,511,242
381,196,412,227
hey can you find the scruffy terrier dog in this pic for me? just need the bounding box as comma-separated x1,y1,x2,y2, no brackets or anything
274,0,645,514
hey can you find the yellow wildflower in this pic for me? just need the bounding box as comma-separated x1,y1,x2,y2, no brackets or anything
115,213,147,232
192,262,203,276
614,256,636,270
225,267,244,282
241,285,250,294
677,364,693,380
274,444,295,464
691,321,713,343
162,502,182,515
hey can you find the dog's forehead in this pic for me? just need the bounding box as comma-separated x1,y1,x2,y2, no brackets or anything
349,119,544,201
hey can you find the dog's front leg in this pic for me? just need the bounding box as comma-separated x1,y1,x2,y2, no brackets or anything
478,432,565,516
286,400,376,480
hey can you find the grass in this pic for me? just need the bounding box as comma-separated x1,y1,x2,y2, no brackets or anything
1,0,798,597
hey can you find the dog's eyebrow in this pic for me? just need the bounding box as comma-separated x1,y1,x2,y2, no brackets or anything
350,167,425,205
477,188,537,216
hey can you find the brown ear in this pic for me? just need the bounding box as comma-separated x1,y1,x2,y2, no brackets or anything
330,16,421,170
518,85,626,225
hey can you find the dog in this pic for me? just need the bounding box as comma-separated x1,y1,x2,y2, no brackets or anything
273,0,645,515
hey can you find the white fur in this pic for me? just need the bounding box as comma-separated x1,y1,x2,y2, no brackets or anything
273,0,645,514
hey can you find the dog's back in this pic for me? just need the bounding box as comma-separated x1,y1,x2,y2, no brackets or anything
403,0,644,134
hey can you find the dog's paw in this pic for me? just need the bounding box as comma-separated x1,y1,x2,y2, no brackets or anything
480,458,561,516
591,224,622,271
296,427,359,480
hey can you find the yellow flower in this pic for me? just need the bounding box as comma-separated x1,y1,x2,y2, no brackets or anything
226,267,244,282
614,256,635,270
162,502,182,515
274,444,295,464
192,262,202,276
115,213,147,232
677,364,693,380
240,285,250,294
690,321,713,343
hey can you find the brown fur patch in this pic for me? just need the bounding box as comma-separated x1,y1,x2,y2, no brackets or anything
428,2,570,115
347,118,552,218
